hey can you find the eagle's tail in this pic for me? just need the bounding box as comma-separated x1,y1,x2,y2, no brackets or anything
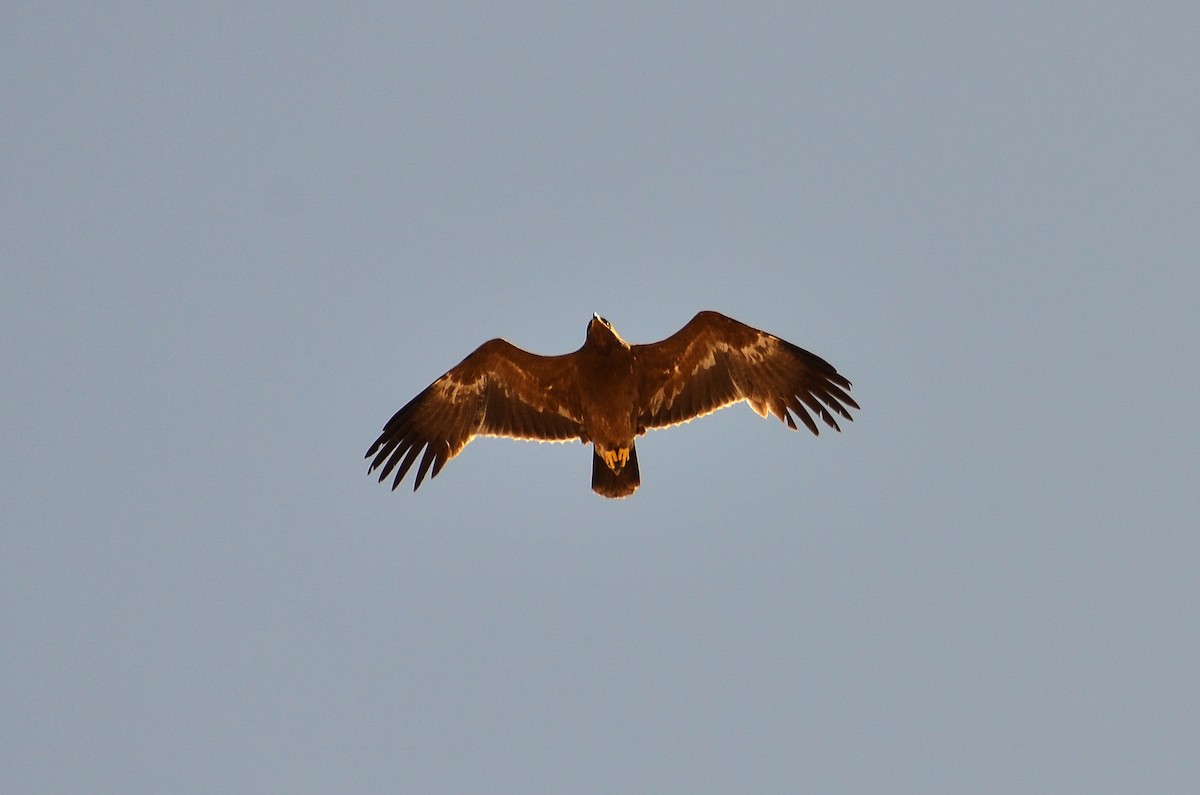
591,443,640,499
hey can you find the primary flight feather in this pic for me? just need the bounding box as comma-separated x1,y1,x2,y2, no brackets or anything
366,311,858,498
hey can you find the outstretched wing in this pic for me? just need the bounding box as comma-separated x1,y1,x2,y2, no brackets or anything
633,311,858,435
366,339,585,491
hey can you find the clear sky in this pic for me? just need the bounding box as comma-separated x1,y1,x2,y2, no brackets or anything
4,4,1198,793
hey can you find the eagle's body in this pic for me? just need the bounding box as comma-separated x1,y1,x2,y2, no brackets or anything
575,318,641,496
366,311,857,498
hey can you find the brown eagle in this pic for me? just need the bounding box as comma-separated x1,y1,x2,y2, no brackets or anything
366,311,858,499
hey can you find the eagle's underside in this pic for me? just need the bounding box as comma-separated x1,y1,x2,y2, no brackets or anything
366,311,857,498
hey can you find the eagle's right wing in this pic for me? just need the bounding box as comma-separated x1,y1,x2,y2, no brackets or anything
633,311,858,434
366,340,586,491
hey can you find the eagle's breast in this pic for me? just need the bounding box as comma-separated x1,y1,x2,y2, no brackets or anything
577,343,638,448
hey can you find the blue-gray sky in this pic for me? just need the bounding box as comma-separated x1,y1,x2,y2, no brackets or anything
4,4,1198,793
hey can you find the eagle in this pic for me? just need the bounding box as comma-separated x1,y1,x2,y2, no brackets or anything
366,311,858,499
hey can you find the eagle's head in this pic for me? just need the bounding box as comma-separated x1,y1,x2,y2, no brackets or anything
587,314,628,351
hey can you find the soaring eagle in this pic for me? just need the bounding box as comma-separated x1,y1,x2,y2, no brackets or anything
366,311,857,499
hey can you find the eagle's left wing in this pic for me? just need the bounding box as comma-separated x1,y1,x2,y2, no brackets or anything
366,339,585,491
633,311,858,434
